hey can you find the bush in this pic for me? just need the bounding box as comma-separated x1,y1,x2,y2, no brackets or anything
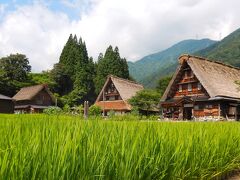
130,107,140,116
89,105,102,116
43,106,62,115
72,105,84,116
63,104,71,114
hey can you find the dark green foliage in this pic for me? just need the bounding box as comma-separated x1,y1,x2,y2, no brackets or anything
128,39,216,88
156,75,172,96
0,54,32,96
50,63,72,96
51,34,96,106
59,34,78,77
195,28,240,67
95,46,130,93
128,89,160,114
0,54,31,81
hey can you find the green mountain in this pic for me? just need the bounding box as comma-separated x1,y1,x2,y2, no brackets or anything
128,39,216,88
196,28,240,67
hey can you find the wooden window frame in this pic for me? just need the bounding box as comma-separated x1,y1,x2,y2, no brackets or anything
188,83,192,92
179,85,182,92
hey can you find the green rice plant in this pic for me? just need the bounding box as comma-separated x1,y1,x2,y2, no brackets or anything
0,114,240,179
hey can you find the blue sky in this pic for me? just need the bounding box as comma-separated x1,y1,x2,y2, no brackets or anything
0,0,92,20
0,0,240,72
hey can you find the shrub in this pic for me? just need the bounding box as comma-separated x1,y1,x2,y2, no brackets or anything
63,104,71,114
43,106,62,115
89,105,102,116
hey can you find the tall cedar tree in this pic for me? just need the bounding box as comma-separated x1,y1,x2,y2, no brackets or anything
51,34,96,106
95,46,130,93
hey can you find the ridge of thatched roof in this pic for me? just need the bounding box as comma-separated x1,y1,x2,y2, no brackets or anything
161,54,240,102
13,84,55,101
179,54,240,71
96,75,144,103
0,94,12,100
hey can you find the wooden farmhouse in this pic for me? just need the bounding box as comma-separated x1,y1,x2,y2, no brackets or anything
13,84,55,113
160,54,240,121
95,75,144,115
0,94,14,113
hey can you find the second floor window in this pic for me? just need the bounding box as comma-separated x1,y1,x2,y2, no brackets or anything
188,83,192,92
179,85,182,92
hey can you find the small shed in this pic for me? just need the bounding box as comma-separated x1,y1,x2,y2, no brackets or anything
13,84,55,113
0,94,14,113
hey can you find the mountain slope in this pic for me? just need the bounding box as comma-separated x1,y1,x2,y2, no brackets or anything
129,39,216,88
196,28,240,67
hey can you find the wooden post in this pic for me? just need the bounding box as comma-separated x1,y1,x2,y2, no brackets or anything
103,89,105,117
84,101,89,119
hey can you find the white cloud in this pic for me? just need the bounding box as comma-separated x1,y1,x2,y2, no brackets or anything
0,3,72,72
1,0,240,72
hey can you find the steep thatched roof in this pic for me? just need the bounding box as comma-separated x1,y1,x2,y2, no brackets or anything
13,84,55,102
95,75,144,111
0,94,12,100
96,75,144,102
161,54,240,101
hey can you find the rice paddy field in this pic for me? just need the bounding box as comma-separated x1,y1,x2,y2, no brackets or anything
0,114,240,179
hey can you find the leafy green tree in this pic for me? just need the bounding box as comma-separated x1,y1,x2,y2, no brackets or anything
0,54,31,81
95,46,130,93
156,76,172,96
128,89,160,115
0,53,32,96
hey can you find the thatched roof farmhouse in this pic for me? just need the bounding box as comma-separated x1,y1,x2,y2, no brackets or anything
13,84,55,113
95,75,144,115
160,54,240,121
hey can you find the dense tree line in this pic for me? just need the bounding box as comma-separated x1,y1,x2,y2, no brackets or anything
0,34,130,107
0,34,170,111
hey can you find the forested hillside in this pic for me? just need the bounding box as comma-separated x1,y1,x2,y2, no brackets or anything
196,28,240,67
129,39,216,88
